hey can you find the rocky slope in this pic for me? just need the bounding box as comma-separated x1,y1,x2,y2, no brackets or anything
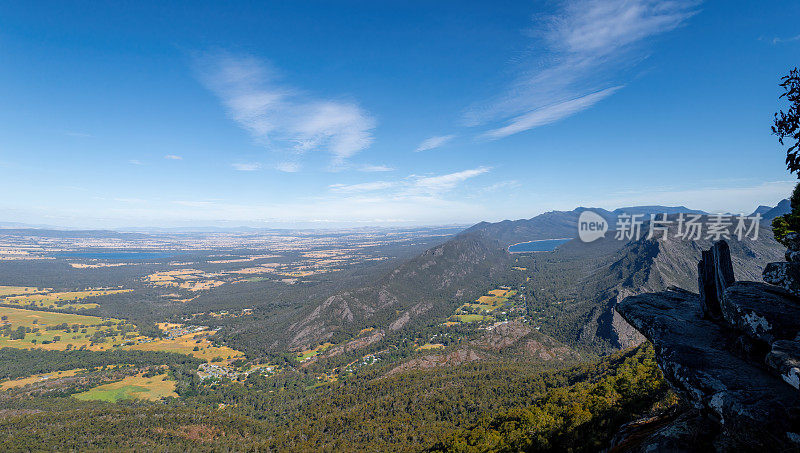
616,240,800,450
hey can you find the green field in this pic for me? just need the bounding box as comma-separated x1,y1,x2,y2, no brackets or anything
297,342,333,361
453,314,490,323
74,373,176,402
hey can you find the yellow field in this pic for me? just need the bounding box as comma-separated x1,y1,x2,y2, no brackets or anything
1,289,131,310
1,368,84,390
452,288,519,323
416,343,445,350
0,286,43,297
0,306,135,351
74,373,176,402
0,308,246,363
130,329,244,363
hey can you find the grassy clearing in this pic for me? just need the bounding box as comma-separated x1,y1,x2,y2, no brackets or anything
74,373,176,402
453,314,489,323
1,368,85,390
0,306,137,351
297,342,333,361
1,289,131,310
416,343,445,350
0,286,43,297
452,288,518,323
130,333,243,363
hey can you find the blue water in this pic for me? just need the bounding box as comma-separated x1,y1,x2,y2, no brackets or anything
50,251,178,260
508,238,572,253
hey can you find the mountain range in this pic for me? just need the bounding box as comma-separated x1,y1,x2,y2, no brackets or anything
274,201,787,360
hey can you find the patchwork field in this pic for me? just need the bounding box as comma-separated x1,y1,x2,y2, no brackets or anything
1,368,85,390
450,288,519,323
0,307,135,351
130,322,244,363
0,289,131,310
74,373,176,402
0,308,245,363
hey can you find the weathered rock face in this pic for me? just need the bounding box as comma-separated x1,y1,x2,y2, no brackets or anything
615,240,800,451
763,261,800,295
763,231,800,296
722,281,800,344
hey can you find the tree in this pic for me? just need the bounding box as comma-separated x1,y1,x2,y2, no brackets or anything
774,68,800,175
772,67,800,246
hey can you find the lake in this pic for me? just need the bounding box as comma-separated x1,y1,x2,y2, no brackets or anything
507,238,572,253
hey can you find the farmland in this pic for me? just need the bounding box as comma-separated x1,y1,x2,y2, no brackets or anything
1,368,85,390
0,289,131,310
450,287,519,324
74,372,177,402
0,307,245,364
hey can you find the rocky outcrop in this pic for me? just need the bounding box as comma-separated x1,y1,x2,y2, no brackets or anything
615,240,800,451
763,231,800,296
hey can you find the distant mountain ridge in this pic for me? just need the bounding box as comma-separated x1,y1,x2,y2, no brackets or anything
755,198,790,220
279,203,785,353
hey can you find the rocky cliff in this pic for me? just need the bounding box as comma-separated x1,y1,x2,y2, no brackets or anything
615,240,800,451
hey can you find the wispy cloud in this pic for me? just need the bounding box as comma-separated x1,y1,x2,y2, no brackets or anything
275,161,300,173
128,159,143,165
197,53,375,166
329,181,396,193
483,87,621,139
359,164,394,172
164,154,183,160
770,34,800,44
483,180,521,192
467,0,698,138
329,167,490,197
415,134,455,152
409,167,490,195
231,162,261,171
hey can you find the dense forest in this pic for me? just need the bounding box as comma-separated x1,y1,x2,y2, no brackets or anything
0,343,672,451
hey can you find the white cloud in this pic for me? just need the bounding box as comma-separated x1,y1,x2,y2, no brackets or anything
415,134,455,152
408,167,490,195
359,164,394,172
164,154,183,160
329,181,396,193
231,162,262,171
128,159,143,165
197,53,375,165
483,87,621,139
328,167,490,198
466,0,697,137
483,180,521,192
275,161,300,173
771,34,800,44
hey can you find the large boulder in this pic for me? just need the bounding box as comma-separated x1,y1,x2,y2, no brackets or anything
617,288,800,449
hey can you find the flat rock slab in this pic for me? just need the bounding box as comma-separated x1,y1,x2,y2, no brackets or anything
617,289,800,449
722,281,800,344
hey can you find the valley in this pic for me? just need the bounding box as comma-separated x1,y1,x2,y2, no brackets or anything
0,206,788,451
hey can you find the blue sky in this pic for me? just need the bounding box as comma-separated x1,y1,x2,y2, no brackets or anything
0,0,799,228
